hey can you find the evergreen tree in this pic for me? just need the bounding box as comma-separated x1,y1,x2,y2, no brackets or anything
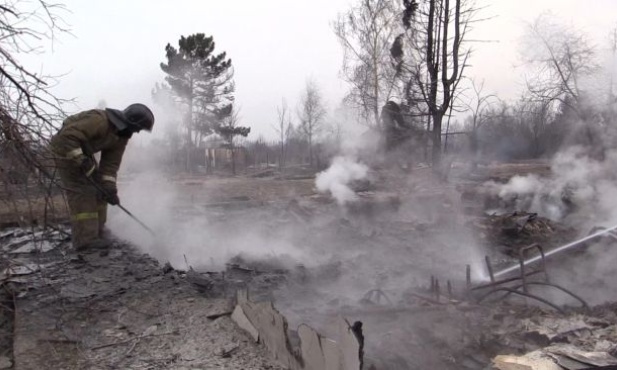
160,33,235,171
214,104,250,175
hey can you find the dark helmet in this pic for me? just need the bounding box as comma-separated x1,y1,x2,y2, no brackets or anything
105,103,154,133
123,103,154,132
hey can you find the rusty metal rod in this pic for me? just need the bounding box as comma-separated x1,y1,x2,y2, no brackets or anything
470,270,543,291
476,287,565,314
485,256,495,283
466,264,471,291
497,282,589,311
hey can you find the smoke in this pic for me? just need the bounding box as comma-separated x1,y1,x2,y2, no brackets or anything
484,146,617,227
483,144,617,304
107,173,312,270
103,107,493,369
314,112,382,205
315,156,369,205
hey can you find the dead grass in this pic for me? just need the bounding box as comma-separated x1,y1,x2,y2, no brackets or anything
0,194,69,226
172,176,317,203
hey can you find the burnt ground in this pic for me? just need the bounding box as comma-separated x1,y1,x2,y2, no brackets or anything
0,228,284,369
3,161,617,369
0,283,12,369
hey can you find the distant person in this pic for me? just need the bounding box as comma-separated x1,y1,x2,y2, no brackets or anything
50,104,155,251
381,100,407,149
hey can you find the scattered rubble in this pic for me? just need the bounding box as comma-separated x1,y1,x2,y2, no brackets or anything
493,344,617,370
0,228,285,370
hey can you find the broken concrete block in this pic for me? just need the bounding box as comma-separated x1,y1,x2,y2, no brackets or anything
339,318,362,370
493,352,563,370
546,353,590,370
322,336,340,370
546,345,617,367
239,299,301,369
298,324,328,370
231,305,259,342
232,291,363,370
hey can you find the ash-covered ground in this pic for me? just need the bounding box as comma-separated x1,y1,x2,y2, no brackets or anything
4,161,617,369
97,162,617,369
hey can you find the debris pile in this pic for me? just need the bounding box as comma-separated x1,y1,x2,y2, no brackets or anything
470,212,576,255
490,311,617,369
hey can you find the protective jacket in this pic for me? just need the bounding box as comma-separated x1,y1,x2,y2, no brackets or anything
51,109,129,249
51,109,128,185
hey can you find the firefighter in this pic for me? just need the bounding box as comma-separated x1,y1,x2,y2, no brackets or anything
50,103,154,251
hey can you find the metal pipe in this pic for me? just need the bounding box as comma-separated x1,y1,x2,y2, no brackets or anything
493,223,617,279
86,176,155,236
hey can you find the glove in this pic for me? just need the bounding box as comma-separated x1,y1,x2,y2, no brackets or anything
79,156,97,177
101,182,120,205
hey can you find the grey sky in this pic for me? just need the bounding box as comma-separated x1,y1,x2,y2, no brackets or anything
27,0,617,141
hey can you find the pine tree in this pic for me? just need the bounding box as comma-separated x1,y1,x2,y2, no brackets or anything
160,33,235,171
214,104,250,175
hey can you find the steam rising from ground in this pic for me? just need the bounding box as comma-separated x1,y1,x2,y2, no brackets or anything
316,156,368,205
484,146,617,304
485,146,617,227
107,173,312,270
315,120,381,205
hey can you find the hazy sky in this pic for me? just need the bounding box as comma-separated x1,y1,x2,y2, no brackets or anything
25,0,617,141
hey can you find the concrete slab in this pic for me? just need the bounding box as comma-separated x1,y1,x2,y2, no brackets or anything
231,305,259,342
232,292,363,370
298,324,328,370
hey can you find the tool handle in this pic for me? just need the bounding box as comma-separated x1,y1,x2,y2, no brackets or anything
117,204,156,236
85,176,155,236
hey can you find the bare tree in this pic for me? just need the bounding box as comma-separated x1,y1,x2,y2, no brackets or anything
515,98,556,157
297,79,327,167
0,1,69,166
0,2,71,232
461,79,496,168
333,0,402,126
398,0,476,169
273,98,293,171
522,13,598,120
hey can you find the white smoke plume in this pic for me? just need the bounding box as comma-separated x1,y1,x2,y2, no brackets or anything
484,146,617,226
315,156,369,205
107,172,311,270
483,145,617,304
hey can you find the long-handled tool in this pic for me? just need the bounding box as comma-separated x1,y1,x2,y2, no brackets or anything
86,176,156,236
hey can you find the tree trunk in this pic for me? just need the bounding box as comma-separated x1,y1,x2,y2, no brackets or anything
187,81,194,173
280,141,285,172
373,52,380,127
432,112,443,170
470,129,478,170
423,114,431,162
308,132,313,167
